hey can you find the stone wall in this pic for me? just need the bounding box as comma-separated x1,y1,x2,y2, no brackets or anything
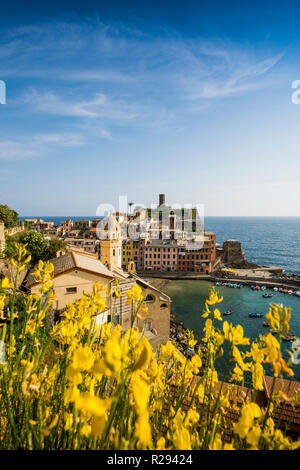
223,240,246,266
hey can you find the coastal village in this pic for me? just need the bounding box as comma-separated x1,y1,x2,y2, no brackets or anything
0,194,300,443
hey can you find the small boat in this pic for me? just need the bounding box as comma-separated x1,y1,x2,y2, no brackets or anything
273,287,278,292
262,293,273,298
261,286,267,291
294,291,300,297
187,346,196,357
262,321,269,327
255,286,261,290
223,310,233,316
283,289,288,294
249,312,263,318
251,285,255,290
269,329,278,334
282,334,296,342
288,290,293,295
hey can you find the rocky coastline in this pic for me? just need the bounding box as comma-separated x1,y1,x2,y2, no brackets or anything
169,314,207,357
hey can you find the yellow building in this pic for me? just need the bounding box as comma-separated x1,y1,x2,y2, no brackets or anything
122,239,134,270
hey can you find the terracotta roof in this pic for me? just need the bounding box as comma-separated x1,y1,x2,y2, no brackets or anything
263,376,300,429
164,375,300,442
25,251,115,287
263,375,300,402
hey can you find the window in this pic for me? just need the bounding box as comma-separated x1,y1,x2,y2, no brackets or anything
145,294,155,302
160,303,168,309
66,287,77,294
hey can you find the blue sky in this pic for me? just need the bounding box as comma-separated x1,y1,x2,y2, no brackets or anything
0,0,300,216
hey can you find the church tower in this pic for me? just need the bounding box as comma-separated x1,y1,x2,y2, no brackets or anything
100,214,122,271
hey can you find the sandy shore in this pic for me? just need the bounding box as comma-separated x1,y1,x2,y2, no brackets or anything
145,277,172,290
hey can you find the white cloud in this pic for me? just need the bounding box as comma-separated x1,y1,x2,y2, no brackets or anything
34,132,85,147
21,90,138,122
0,132,86,160
0,140,39,160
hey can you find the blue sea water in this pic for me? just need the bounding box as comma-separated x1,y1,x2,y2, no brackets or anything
162,280,300,383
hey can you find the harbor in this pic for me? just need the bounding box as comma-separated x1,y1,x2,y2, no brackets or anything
160,278,300,382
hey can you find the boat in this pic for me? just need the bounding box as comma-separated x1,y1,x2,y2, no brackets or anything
249,312,263,318
269,329,278,334
294,291,300,297
223,310,233,315
288,290,293,295
283,289,288,294
262,321,269,327
255,286,261,290
262,293,273,298
273,287,278,292
251,285,255,290
282,334,296,342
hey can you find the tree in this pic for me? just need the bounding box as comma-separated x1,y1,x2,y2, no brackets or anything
48,238,67,259
19,231,50,265
0,205,18,229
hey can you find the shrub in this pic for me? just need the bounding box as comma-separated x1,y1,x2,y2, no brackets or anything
0,243,299,450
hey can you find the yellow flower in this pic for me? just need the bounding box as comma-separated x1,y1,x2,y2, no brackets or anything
134,411,152,449
223,321,249,346
251,361,264,391
126,284,143,304
172,427,192,450
209,433,222,450
64,412,74,431
72,345,94,371
213,308,222,321
246,425,261,448
1,277,13,289
90,415,107,437
75,393,111,418
233,402,261,439
130,375,150,413
132,336,153,372
230,365,244,383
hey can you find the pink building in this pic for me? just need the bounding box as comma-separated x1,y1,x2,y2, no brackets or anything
144,240,178,272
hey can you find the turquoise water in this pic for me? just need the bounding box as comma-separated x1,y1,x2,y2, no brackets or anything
162,280,300,383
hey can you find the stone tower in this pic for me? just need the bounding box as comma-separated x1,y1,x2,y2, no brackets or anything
100,214,122,271
223,240,246,266
0,220,5,255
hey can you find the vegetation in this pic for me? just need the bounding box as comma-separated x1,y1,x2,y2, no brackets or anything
12,231,67,265
0,243,299,450
0,204,19,229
